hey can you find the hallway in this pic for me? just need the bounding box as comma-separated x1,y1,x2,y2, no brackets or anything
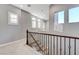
0,39,41,55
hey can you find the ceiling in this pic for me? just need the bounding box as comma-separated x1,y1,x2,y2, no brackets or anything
12,4,49,20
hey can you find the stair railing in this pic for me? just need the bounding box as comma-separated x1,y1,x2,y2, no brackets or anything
26,30,79,55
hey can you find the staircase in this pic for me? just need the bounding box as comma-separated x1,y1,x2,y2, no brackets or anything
26,30,79,55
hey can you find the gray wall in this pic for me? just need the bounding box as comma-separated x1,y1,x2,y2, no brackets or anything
49,4,79,55
0,4,31,44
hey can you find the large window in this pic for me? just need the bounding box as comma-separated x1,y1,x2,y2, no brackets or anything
8,12,18,25
54,11,64,24
32,17,36,28
69,7,79,23
54,11,64,32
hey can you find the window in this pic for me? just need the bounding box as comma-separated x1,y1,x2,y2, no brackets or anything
54,11,64,24
42,21,46,31
54,11,64,32
69,7,79,23
31,16,46,31
37,19,41,28
8,12,18,25
32,17,36,28
58,11,64,23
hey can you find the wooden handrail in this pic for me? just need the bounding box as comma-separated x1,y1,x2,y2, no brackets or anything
29,31,79,39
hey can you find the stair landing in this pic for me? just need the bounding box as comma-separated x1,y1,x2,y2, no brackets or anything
0,39,41,55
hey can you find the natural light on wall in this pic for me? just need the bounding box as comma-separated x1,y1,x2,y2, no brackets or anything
8,12,18,25
69,7,79,23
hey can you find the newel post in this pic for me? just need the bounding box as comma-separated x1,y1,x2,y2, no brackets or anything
26,30,28,45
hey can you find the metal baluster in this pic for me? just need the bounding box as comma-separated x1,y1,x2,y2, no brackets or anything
45,35,47,55
60,37,62,55
44,35,45,54
46,35,48,54
51,36,52,55
64,38,66,55
69,38,71,55
42,34,44,54
56,36,58,55
74,39,76,55
48,35,49,55
40,34,42,54
38,33,41,53
40,34,41,46
53,36,55,55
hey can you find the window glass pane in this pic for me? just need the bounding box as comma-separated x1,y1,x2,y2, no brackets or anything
10,13,17,19
69,7,79,23
32,17,36,28
54,11,64,24
38,19,41,28
8,12,18,24
58,11,64,23
42,21,45,30
10,19,18,24
32,21,36,28
54,11,64,32
32,17,36,21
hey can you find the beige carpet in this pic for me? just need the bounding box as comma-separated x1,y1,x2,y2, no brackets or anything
0,39,41,55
